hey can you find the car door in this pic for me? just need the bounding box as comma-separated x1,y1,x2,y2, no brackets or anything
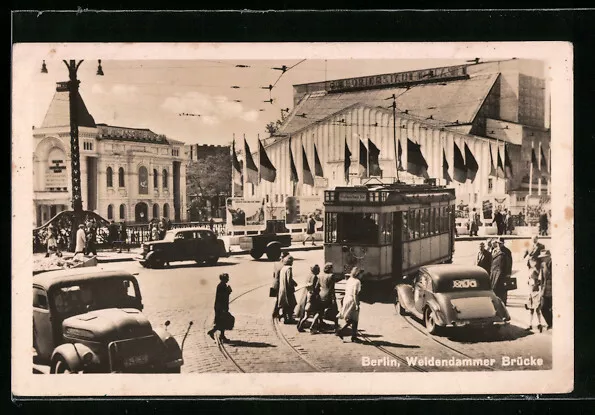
33,286,54,361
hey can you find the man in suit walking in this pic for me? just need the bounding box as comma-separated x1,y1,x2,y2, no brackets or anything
476,242,492,274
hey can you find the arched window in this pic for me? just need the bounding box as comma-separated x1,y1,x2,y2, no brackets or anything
162,169,168,188
153,169,159,188
118,167,125,187
163,203,170,219
107,204,114,219
138,166,149,195
153,203,159,218
119,204,126,219
106,167,113,187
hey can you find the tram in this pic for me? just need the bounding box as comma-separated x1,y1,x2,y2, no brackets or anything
323,182,456,284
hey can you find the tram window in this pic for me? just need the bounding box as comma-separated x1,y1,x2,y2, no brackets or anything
412,209,419,239
421,209,428,238
336,213,379,244
402,211,409,241
325,213,338,243
379,213,392,244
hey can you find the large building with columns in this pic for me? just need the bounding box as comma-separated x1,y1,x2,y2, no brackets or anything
245,59,551,220
33,81,187,227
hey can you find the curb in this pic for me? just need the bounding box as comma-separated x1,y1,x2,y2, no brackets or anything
454,235,551,242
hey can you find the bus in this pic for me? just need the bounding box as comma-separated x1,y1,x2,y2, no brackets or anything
323,182,456,285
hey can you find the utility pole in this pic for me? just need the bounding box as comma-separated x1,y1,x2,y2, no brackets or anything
391,95,400,182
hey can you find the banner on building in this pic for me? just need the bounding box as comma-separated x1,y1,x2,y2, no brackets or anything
225,197,266,229
482,200,493,220
285,196,323,228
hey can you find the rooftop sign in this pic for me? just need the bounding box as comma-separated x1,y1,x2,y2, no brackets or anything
328,65,469,93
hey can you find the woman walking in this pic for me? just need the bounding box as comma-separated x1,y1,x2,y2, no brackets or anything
296,264,321,333
336,267,364,343
207,273,233,342
277,255,298,323
525,259,545,332
316,262,340,331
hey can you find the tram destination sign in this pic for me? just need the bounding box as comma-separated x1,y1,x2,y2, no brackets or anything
328,65,469,93
337,192,367,203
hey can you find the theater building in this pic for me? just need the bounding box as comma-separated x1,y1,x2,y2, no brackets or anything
33,81,187,227
245,59,551,220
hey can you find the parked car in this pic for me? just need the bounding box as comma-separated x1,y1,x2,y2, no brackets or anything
395,265,510,334
33,268,192,373
137,227,228,268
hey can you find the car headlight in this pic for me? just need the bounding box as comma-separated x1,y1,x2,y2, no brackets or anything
64,327,95,340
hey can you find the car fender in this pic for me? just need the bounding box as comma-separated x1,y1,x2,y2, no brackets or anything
144,251,156,261
425,296,447,326
395,284,414,311
50,343,96,373
266,240,281,249
217,240,229,257
154,328,183,361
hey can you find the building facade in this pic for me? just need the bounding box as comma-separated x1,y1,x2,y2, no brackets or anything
33,82,187,227
244,59,551,220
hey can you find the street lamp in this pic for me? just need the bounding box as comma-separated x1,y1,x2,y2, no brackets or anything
41,59,104,251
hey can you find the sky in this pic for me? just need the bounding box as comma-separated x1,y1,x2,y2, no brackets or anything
32,58,476,148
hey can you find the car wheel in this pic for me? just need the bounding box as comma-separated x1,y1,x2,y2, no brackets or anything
266,245,281,261
206,255,219,266
53,358,73,374
250,250,263,260
395,300,407,316
424,308,438,335
151,257,165,268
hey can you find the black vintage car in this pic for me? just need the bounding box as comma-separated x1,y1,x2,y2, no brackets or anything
137,227,228,268
395,265,510,334
33,268,191,374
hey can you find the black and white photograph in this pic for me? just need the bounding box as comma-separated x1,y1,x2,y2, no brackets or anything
12,42,573,396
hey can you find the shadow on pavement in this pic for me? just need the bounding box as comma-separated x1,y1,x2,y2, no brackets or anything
225,340,277,348
166,261,239,269
443,323,533,343
362,338,420,349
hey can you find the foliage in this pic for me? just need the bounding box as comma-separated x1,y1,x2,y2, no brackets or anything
186,151,231,220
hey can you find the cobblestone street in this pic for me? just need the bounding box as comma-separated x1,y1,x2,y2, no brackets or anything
97,239,552,374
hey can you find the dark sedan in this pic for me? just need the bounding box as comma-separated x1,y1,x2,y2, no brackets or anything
137,228,228,268
395,265,510,334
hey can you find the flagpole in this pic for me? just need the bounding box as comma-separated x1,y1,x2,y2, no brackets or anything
231,134,235,198
548,146,551,196
392,96,400,182
367,137,370,178
529,140,534,197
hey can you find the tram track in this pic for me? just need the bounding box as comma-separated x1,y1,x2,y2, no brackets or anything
401,314,497,371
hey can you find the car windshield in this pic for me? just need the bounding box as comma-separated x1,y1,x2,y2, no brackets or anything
51,277,140,317
162,231,176,242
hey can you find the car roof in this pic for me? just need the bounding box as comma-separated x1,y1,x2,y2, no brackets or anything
421,264,490,282
168,227,214,233
33,267,136,290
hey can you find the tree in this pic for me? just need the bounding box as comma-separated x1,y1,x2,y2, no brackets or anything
186,150,232,220
265,120,282,135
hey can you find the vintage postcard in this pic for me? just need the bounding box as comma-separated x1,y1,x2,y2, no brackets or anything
12,42,573,396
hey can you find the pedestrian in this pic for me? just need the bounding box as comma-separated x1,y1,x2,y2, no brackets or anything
489,239,509,305
505,210,515,235
524,236,545,269
151,223,159,242
75,224,87,256
336,267,364,343
271,251,290,319
303,214,317,246
209,217,215,231
277,255,298,323
296,264,321,333
158,218,166,240
499,238,513,305
539,211,549,236
476,242,492,274
525,258,545,332
492,208,505,235
45,224,62,258
118,222,128,253
108,220,119,249
539,250,553,329
207,273,233,343
316,262,340,331
86,219,97,256
469,208,480,237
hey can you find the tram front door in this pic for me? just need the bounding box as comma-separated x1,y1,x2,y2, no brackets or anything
392,211,403,278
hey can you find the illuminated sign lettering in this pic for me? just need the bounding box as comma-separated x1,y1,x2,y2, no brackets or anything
328,65,468,92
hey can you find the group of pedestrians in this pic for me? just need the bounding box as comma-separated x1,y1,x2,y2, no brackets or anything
491,208,515,236
149,217,170,241
270,252,365,343
73,220,99,257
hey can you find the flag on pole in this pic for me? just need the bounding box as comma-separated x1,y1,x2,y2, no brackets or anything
397,139,405,171
488,144,497,177
496,147,505,179
540,146,549,178
289,137,298,184
231,139,243,195
504,145,514,179
344,138,352,183
464,143,479,183
244,138,259,185
442,148,452,183
406,139,429,179
453,142,467,183
314,144,324,177
258,139,276,182
302,145,314,186
531,146,540,176
359,139,368,178
368,138,382,176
